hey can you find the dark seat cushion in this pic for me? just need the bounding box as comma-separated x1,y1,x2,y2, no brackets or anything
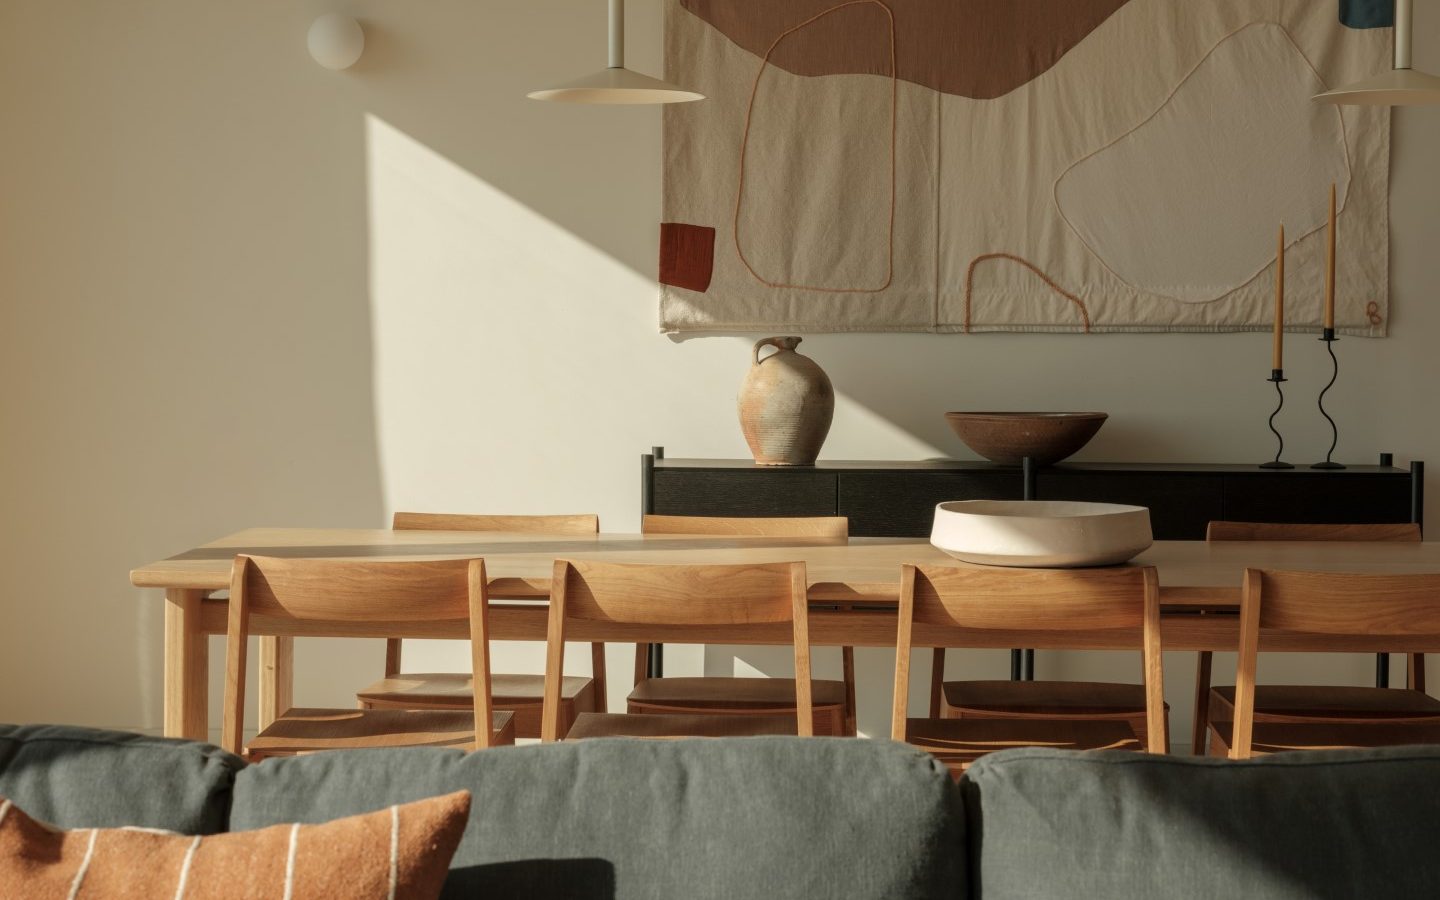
231,736,963,899
962,746,1440,899
0,724,241,834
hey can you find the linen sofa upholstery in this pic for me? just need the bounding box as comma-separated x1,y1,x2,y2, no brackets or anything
0,723,241,834
231,736,964,899
961,746,1440,899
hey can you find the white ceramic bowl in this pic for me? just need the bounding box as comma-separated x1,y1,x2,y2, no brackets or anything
930,500,1153,568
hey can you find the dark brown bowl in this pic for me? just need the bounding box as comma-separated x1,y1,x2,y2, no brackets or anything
943,412,1108,467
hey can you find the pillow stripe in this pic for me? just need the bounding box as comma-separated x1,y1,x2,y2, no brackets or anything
388,804,399,900
282,822,300,900
66,829,97,900
172,834,201,900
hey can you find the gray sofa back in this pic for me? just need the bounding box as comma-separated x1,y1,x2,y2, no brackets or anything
231,736,963,900
9,724,1440,900
962,746,1440,899
0,724,240,834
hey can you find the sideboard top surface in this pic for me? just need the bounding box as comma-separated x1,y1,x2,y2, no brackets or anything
650,458,1408,476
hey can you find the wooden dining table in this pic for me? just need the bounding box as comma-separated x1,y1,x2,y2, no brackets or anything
131,528,1440,741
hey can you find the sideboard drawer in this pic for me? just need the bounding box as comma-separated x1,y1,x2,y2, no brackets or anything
839,472,1023,537
1223,473,1413,525
650,469,837,517
1037,472,1224,540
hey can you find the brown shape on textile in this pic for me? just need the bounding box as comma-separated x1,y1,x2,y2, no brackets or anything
680,0,1130,100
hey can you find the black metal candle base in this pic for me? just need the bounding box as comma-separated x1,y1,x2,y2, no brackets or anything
1260,369,1294,469
1311,328,1346,469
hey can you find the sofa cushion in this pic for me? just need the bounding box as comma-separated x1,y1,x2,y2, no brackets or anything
231,736,964,900
962,746,1440,899
0,725,241,834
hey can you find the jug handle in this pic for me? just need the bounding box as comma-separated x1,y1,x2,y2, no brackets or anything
752,336,802,366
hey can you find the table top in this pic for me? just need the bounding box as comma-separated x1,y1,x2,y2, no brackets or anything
131,528,1440,608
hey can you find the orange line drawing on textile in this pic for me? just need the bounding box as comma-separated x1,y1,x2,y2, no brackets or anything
1366,302,1383,326
964,253,1092,333
733,0,897,294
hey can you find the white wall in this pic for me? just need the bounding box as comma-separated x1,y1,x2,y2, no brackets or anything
1,0,1438,742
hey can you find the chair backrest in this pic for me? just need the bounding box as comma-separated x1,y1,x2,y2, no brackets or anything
1230,568,1440,759
221,555,497,755
393,512,599,534
642,514,848,538
1206,521,1420,543
542,559,813,741
890,564,1165,753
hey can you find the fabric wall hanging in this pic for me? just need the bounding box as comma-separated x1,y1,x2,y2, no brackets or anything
659,0,1392,335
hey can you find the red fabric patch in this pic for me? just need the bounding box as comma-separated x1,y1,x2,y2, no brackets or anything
659,223,716,292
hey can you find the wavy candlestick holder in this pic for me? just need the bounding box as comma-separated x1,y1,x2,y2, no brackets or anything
1312,328,1346,469
1260,369,1294,469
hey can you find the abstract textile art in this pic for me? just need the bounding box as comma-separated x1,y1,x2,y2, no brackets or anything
659,0,1392,335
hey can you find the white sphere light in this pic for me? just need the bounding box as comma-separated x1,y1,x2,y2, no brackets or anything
308,14,364,71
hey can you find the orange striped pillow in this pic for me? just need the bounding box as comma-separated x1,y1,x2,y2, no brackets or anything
0,790,469,899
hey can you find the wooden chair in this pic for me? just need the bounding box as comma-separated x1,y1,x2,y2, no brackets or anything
1193,521,1436,754
223,555,514,760
1219,568,1440,759
355,512,603,738
633,515,854,736
892,564,1166,777
542,558,815,742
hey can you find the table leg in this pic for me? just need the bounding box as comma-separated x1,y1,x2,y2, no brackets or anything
258,637,294,731
163,589,208,740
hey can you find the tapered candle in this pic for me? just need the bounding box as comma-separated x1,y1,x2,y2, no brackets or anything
1325,182,1336,330
1273,223,1284,370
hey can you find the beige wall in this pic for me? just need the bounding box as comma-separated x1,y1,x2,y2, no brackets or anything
1,0,1438,742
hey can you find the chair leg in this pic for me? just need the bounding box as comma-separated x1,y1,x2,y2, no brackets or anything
929,649,946,718
841,646,857,736
1410,653,1427,693
591,642,608,714
633,643,650,688
1191,650,1212,756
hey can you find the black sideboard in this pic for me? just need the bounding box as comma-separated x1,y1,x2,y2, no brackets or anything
641,450,1424,540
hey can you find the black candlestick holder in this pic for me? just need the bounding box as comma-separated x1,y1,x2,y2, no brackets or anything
1312,328,1346,469
1260,369,1293,469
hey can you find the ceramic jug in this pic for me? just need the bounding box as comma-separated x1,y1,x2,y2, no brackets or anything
737,336,834,466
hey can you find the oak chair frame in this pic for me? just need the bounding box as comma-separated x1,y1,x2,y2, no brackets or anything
223,555,501,757
891,564,1166,755
1229,567,1440,759
638,514,853,734
1194,521,1424,755
542,558,815,742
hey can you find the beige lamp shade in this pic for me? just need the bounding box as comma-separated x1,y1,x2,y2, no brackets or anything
527,67,704,104
1314,0,1440,105
529,0,704,105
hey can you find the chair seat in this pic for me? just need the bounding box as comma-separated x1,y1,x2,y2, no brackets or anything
1208,685,1440,723
942,680,1156,716
627,677,847,710
357,673,594,707
565,712,798,740
1209,718,1440,756
247,707,515,757
905,718,1142,775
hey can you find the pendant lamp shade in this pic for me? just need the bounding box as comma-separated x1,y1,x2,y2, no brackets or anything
528,0,704,104
1314,0,1440,105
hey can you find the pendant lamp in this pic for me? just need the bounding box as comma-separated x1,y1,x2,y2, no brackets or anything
1314,0,1440,105
528,0,704,104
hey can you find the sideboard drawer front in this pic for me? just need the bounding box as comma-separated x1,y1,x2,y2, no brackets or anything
1223,474,1412,525
839,472,1024,537
1037,473,1224,540
651,470,837,517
